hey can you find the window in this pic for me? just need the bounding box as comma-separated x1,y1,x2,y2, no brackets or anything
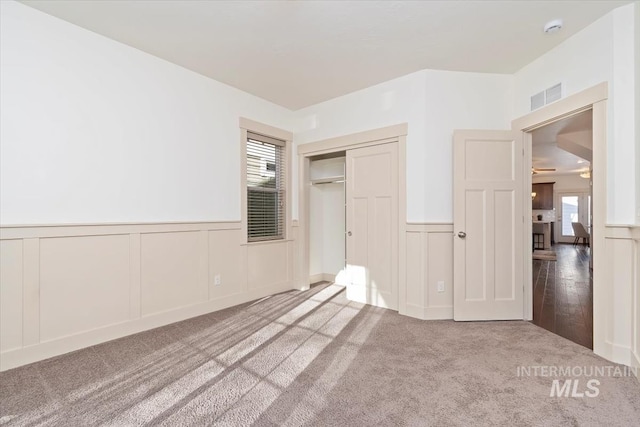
560,192,590,238
246,131,286,242
561,196,579,236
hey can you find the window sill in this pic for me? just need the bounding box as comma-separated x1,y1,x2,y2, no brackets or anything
241,238,294,246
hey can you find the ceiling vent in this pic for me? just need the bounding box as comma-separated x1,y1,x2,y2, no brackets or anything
530,83,563,111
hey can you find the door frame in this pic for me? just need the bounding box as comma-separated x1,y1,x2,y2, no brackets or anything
297,123,408,312
512,82,607,355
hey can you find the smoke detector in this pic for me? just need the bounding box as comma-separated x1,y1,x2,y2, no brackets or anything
544,19,563,34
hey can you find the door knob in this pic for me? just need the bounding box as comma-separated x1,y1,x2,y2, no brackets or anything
347,231,352,236
457,231,466,239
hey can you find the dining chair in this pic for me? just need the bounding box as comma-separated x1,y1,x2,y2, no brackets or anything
571,222,590,247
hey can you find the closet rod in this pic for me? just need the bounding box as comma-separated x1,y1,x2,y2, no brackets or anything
310,176,345,185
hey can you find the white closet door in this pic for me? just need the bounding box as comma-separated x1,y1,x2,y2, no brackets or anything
345,143,398,310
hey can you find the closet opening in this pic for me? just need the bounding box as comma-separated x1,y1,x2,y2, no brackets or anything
297,123,407,311
308,151,347,287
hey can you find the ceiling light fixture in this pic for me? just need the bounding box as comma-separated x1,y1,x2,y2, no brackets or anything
544,19,563,34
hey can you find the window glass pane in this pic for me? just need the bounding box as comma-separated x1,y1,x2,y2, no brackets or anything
561,196,579,236
247,137,285,242
247,140,277,188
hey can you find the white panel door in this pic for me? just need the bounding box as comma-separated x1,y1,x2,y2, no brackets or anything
453,130,524,320
346,143,398,310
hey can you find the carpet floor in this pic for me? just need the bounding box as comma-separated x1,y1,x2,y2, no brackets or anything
1,283,639,426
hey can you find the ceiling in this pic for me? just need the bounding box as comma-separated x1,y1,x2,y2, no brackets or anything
531,110,592,176
20,0,628,110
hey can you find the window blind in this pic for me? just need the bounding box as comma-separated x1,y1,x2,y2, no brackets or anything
246,132,286,242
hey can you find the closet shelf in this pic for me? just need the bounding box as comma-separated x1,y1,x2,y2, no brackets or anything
311,176,345,185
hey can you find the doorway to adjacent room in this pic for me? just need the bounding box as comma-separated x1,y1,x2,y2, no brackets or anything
528,108,594,349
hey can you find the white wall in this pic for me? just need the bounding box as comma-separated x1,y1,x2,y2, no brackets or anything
0,1,293,225
514,4,636,225
293,70,514,222
293,71,426,222
612,4,637,225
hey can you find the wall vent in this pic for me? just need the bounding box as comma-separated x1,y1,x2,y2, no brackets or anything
530,83,563,111
545,83,562,104
530,91,545,111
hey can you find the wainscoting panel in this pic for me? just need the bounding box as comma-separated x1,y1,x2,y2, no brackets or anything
601,225,640,376
40,235,131,342
405,231,423,317
209,229,247,299
0,222,296,371
290,222,304,288
404,223,454,320
22,238,40,347
247,240,290,291
635,228,640,375
603,236,633,363
426,231,454,317
140,231,206,316
0,240,23,352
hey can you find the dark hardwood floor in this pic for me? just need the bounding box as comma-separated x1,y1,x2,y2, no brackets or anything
532,243,593,349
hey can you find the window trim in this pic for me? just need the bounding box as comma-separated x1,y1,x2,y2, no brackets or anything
239,118,293,245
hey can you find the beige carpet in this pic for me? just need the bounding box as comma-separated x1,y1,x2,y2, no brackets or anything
1,283,639,426
533,250,557,261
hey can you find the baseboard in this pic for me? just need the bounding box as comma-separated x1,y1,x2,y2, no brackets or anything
0,282,292,372
322,273,336,282
309,274,324,284
632,351,640,381
403,304,424,319
309,273,336,284
400,304,453,321
346,283,396,310
594,340,634,368
423,306,454,320
610,342,633,366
